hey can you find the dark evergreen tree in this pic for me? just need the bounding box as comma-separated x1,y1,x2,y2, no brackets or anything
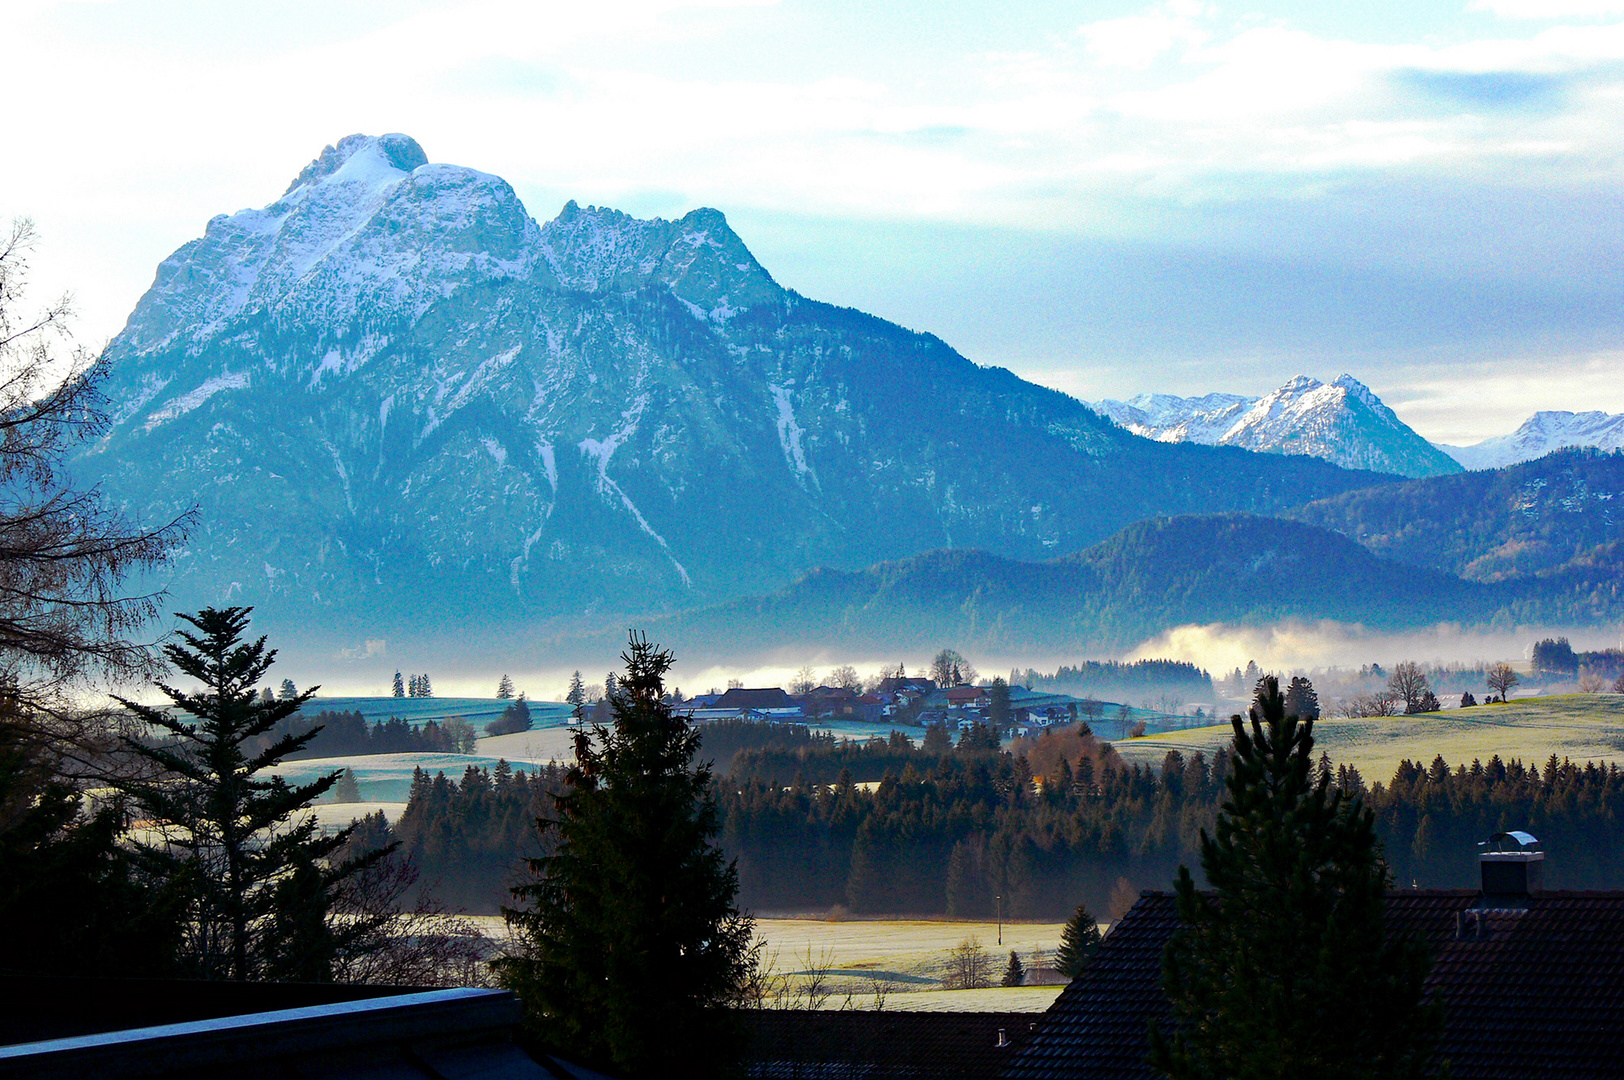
333,767,361,803
497,674,514,699
119,607,387,981
988,677,1012,729
1283,675,1320,720
1054,900,1102,977
392,670,405,698
0,710,186,975
566,670,586,725
278,678,298,700
1002,949,1025,987
1149,676,1441,1080
922,721,952,755
498,633,755,1077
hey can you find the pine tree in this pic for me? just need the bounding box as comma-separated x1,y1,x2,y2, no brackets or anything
1284,675,1320,720
393,671,405,698
498,632,755,1077
1002,949,1026,987
1149,676,1440,1080
0,710,186,976
278,677,298,700
566,670,586,725
334,767,362,803
419,673,433,698
497,674,514,699
1054,900,1102,977
118,607,387,981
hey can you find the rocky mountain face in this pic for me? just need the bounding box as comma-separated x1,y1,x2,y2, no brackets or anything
1438,411,1624,471
82,134,1391,642
1091,375,1462,479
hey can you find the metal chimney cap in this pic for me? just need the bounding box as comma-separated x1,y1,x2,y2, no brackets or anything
1479,830,1540,852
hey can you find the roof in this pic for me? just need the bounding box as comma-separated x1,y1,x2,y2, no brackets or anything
744,1010,1036,1080
1003,889,1624,1080
0,986,562,1080
715,687,798,710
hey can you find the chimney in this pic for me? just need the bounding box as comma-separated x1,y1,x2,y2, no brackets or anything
996,1029,1009,1048
1477,830,1543,906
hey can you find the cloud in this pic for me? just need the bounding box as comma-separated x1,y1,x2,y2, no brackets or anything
338,639,388,660
1125,620,1624,673
1470,0,1624,17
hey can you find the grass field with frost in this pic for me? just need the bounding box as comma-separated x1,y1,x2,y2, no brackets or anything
1112,694,1624,782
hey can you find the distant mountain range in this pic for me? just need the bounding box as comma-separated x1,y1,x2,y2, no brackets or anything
80,133,1389,645
1436,411,1624,471
1089,375,1463,479
1288,446,1624,582
636,504,1624,662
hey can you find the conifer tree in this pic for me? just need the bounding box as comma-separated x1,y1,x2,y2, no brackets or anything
1054,900,1102,977
498,632,755,1077
1149,676,1440,1080
566,670,586,724
392,670,405,698
119,607,386,981
497,674,514,699
1002,949,1026,987
1284,675,1320,720
419,673,432,698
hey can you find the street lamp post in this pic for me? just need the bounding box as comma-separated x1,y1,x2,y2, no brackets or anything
996,894,1002,945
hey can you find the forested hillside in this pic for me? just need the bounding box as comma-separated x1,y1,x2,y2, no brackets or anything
380,720,1624,917
1289,447,1624,580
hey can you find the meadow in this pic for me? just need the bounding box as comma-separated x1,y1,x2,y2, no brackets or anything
1112,694,1624,781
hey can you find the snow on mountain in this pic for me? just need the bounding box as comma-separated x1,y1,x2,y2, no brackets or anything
1436,411,1624,471
81,134,1383,642
1090,374,1461,479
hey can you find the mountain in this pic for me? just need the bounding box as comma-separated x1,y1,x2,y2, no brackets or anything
1288,447,1624,582
636,514,1515,661
1438,411,1624,470
80,133,1396,644
1091,375,1461,479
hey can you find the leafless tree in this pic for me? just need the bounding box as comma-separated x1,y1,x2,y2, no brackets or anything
331,847,494,987
789,664,818,695
1387,662,1430,714
942,936,992,990
0,219,189,761
1486,661,1520,703
828,664,862,691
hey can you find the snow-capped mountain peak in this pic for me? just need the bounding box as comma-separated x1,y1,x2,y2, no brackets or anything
281,132,429,197
1438,410,1624,470
1091,374,1461,478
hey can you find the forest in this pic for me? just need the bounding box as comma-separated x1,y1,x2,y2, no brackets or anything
383,717,1624,917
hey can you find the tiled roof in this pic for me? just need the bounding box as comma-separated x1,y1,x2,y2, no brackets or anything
715,688,798,709
1003,890,1624,1080
744,1010,1036,1080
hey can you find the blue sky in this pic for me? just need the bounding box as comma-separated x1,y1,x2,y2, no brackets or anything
6,0,1624,443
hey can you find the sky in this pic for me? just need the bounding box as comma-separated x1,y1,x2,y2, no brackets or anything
5,0,1624,444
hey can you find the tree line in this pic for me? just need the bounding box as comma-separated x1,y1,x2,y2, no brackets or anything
266,710,479,758
370,710,1624,918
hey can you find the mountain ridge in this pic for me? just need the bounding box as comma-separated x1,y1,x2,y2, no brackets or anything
1438,411,1624,471
81,133,1398,644
1091,374,1461,479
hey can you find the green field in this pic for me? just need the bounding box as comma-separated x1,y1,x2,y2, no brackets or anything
749,917,1072,1012
1114,694,1624,782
